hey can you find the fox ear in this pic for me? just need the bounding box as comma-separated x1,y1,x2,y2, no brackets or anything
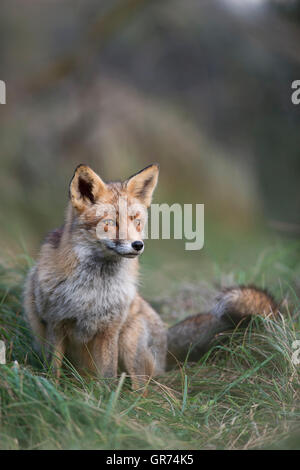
69,164,106,212
126,164,159,207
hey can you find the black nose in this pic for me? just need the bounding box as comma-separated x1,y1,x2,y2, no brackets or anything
132,241,144,251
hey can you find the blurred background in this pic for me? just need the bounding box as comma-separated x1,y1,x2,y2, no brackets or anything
0,0,300,298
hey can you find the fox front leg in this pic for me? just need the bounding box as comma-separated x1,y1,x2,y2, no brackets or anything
91,328,120,379
119,319,156,391
44,325,66,379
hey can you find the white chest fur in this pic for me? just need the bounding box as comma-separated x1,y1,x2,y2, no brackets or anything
44,259,137,342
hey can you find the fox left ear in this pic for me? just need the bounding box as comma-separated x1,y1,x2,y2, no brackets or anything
126,164,159,207
69,164,106,212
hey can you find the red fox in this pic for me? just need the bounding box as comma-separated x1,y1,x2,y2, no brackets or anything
24,164,278,388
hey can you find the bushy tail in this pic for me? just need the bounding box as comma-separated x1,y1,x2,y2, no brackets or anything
167,285,278,367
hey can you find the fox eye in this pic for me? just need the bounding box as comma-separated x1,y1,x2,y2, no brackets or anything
135,219,142,231
103,219,115,226
102,219,115,233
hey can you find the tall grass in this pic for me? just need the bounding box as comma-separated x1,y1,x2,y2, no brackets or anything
0,246,299,450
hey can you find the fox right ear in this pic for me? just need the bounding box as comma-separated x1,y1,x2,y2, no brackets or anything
69,165,106,212
126,164,159,207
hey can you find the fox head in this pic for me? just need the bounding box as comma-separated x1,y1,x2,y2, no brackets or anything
69,163,159,259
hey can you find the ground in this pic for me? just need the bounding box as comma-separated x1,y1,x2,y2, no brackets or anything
0,240,299,450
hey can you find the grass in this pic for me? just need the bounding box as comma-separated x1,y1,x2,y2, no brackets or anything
0,243,299,450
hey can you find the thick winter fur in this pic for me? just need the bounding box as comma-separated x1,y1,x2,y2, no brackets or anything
24,164,278,388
